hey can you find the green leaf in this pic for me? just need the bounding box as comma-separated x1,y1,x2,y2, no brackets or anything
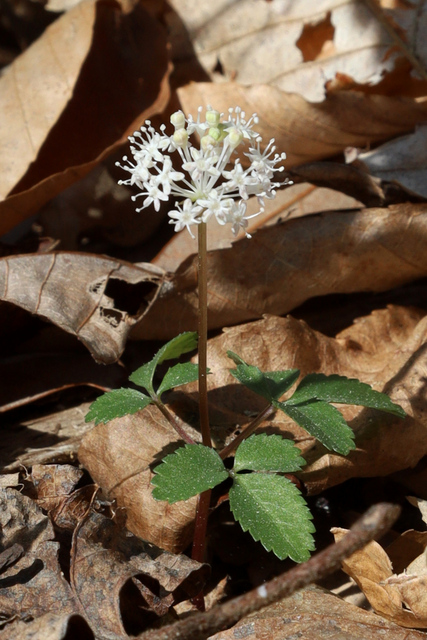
234,434,306,473
288,373,406,418
229,474,315,562
275,399,355,455
85,388,151,425
227,352,300,402
157,363,200,396
152,444,229,503
129,332,198,395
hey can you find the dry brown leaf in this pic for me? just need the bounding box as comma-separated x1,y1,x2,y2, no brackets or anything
168,0,427,101
133,203,427,341
0,488,76,621
78,404,200,553
1,612,94,640
349,125,427,198
0,0,170,236
31,464,95,531
177,83,427,169
209,585,427,639
70,509,208,634
333,527,427,628
0,252,166,363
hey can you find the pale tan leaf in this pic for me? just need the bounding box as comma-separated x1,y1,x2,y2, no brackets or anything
0,253,166,363
0,613,94,640
78,404,200,553
0,0,170,236
133,203,427,341
209,585,427,639
177,83,427,169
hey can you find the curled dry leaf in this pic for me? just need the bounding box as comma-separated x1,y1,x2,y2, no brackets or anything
177,83,427,169
0,613,94,640
0,252,166,364
31,464,95,531
0,0,170,236
333,525,427,628
70,509,208,634
169,0,427,101
209,585,427,640
133,203,427,341
187,305,427,493
0,488,75,621
79,404,200,553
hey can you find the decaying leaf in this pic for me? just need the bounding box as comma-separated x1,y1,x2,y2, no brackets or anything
1,613,94,640
333,522,427,628
168,0,427,101
133,203,427,340
0,253,166,363
0,488,76,621
0,0,170,235
79,404,200,553
209,585,427,639
178,83,427,170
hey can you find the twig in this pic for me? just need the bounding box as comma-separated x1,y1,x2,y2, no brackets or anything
136,502,400,640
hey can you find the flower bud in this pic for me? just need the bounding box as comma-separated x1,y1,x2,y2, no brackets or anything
173,128,189,147
170,111,186,129
227,127,244,149
206,109,220,126
201,134,218,150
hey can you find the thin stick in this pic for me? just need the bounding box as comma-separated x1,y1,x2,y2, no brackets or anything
136,502,400,640
197,221,211,448
220,404,275,460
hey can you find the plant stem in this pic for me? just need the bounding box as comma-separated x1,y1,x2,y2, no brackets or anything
197,221,211,448
136,502,401,640
153,398,195,445
191,222,212,606
220,404,275,459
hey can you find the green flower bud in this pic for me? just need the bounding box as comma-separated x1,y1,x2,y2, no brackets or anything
173,128,188,147
170,111,186,129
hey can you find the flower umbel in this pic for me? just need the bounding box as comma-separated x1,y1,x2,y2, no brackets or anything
117,107,287,238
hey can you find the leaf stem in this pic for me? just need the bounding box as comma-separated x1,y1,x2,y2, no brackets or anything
153,398,195,445
197,221,211,448
220,404,275,460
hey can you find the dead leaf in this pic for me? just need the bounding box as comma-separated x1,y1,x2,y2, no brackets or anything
209,584,427,639
178,83,427,169
0,488,76,621
168,0,427,101
79,404,200,553
0,0,170,236
133,203,427,340
1,612,94,640
333,526,427,628
31,464,95,531
348,125,427,198
0,252,166,363
70,509,208,634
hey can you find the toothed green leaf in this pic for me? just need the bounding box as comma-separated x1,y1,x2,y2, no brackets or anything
275,399,355,455
152,444,228,503
227,352,299,402
288,373,406,418
85,388,151,425
157,363,201,396
129,332,198,395
234,434,305,473
229,473,315,562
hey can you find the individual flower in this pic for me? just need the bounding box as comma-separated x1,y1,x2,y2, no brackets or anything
116,106,289,237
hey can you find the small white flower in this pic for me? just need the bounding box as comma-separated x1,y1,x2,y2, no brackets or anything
117,107,288,237
169,199,202,237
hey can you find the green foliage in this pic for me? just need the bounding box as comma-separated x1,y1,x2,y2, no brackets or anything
130,331,198,395
229,474,315,562
152,433,314,562
151,444,229,503
157,362,200,396
276,399,355,455
85,388,152,425
227,354,406,455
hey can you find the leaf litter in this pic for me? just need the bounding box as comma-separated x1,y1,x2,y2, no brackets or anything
2,0,427,637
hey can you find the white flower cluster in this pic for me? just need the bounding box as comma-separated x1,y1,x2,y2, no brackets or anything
117,106,287,238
